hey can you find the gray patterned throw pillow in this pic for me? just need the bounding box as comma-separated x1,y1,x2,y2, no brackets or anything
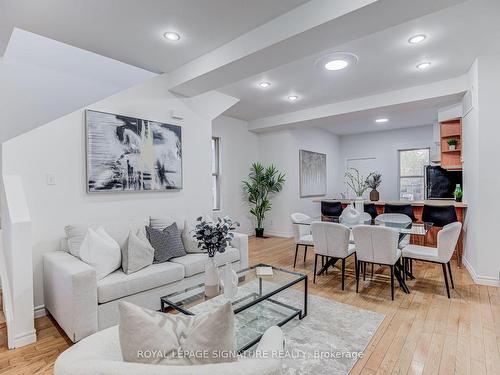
146,223,187,263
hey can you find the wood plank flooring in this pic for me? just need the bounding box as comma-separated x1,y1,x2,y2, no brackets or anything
0,235,499,374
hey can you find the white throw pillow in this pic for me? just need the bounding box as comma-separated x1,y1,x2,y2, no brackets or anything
79,227,122,280
181,220,205,253
119,301,236,366
122,230,154,274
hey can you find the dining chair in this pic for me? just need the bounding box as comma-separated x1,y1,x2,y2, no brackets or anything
402,222,462,298
421,205,458,227
290,212,314,268
384,203,416,221
310,221,356,289
321,201,343,219
352,225,406,300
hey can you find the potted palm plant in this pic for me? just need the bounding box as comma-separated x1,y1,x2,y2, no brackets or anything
243,162,285,237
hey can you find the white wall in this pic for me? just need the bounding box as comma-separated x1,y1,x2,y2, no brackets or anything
2,74,237,309
462,55,500,285
258,127,341,236
337,125,434,200
212,116,259,235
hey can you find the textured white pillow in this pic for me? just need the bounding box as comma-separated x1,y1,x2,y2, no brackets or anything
181,220,205,253
122,230,154,274
119,301,236,366
79,227,122,280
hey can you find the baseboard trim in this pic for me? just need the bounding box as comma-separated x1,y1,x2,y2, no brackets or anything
34,305,47,319
463,257,500,287
13,329,36,348
261,230,292,238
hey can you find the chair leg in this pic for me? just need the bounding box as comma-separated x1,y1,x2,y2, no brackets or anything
363,262,366,281
303,245,308,263
293,244,299,268
390,265,395,301
356,261,360,293
447,261,455,289
341,258,346,291
371,263,374,278
313,254,318,284
354,253,358,278
410,259,413,274
322,255,325,267
442,263,451,298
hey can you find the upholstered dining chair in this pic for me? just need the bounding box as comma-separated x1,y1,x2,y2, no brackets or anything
352,225,405,300
384,203,416,221
402,222,462,298
290,213,314,268
310,221,356,289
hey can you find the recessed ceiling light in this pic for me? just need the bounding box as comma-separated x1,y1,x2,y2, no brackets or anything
316,52,358,72
375,118,388,123
324,59,349,71
163,31,180,41
416,62,432,70
259,81,271,88
288,95,299,101
408,34,426,44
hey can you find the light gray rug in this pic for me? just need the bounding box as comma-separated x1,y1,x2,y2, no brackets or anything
190,280,385,374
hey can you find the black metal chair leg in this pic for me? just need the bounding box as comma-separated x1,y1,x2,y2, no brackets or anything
447,261,455,289
442,263,451,298
322,255,325,267
354,253,358,279
293,244,299,268
313,254,318,284
390,265,395,300
341,258,346,290
363,262,366,281
371,263,374,278
410,259,413,274
355,260,360,293
303,245,308,263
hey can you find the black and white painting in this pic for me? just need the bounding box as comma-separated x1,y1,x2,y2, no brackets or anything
299,150,326,197
86,110,182,192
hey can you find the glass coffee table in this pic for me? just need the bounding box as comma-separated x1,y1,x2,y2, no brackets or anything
161,263,307,353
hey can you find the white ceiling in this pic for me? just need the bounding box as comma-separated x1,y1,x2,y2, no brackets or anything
308,94,464,135
0,0,308,73
220,0,500,121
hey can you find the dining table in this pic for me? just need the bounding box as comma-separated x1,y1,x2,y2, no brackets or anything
293,215,434,294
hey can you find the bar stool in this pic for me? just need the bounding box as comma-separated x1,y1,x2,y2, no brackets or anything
364,203,378,219
422,205,457,227
321,201,342,219
384,204,416,221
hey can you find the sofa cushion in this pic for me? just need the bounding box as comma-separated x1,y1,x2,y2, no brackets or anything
97,262,185,303
170,247,240,277
79,227,122,280
146,224,187,263
122,230,154,275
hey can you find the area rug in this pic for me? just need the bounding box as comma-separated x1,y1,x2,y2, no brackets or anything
189,280,385,374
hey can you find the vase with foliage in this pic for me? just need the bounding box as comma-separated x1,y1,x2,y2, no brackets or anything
367,173,382,201
447,138,458,151
243,162,285,238
344,168,373,213
194,216,239,297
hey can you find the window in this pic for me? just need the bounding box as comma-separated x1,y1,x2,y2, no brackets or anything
399,148,429,201
211,137,221,210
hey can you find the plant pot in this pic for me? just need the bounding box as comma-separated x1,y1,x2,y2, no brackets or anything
204,257,219,298
369,189,380,201
255,228,264,237
449,144,456,151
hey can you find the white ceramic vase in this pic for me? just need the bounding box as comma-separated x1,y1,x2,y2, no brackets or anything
220,262,239,299
354,196,364,216
204,257,219,298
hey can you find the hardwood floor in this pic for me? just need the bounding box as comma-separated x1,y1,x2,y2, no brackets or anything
1,235,499,374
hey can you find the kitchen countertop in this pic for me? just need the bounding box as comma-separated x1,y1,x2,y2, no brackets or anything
313,198,467,208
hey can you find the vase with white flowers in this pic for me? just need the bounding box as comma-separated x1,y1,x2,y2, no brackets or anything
194,216,239,297
344,168,374,214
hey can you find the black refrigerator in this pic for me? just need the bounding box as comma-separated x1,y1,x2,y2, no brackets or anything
424,166,463,199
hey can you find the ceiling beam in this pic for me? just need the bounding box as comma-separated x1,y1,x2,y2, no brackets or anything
247,75,468,132
168,0,467,97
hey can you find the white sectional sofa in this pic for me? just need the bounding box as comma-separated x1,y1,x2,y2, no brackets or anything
43,216,249,342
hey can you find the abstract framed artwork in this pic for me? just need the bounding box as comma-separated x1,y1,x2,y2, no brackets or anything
86,110,182,192
299,149,327,197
